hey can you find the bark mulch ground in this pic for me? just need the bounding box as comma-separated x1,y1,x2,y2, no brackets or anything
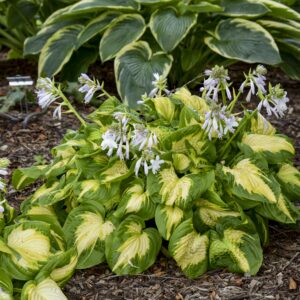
0,61,299,299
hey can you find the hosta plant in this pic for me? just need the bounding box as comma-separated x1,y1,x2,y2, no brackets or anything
24,0,300,106
1,65,300,298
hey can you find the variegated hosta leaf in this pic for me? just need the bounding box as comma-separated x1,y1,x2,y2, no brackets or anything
114,179,155,220
255,193,300,224
172,153,191,173
220,0,270,17
105,215,161,275
178,106,200,128
23,178,68,208
36,248,78,287
76,179,114,202
63,200,116,269
2,221,55,281
100,14,146,62
18,205,66,252
12,165,47,190
240,134,295,163
148,165,214,210
193,199,241,233
39,25,83,77
75,155,109,178
171,87,209,115
152,97,176,123
222,158,280,204
21,278,67,300
276,164,300,200
98,158,131,183
115,41,173,107
250,112,276,135
155,204,189,240
77,12,121,48
150,7,197,52
249,213,269,247
204,18,281,65
0,269,13,300
162,124,213,158
209,226,263,275
169,219,209,279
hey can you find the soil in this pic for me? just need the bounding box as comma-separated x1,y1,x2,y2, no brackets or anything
0,59,300,300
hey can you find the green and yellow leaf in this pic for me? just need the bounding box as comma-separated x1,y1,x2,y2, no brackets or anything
240,134,295,163
63,201,115,269
193,199,241,232
276,164,300,200
152,97,176,123
0,269,13,300
148,165,214,210
222,158,279,204
255,193,300,224
105,215,161,275
169,219,209,279
250,112,276,135
114,179,155,220
21,278,67,300
209,226,263,275
2,221,54,280
155,204,187,240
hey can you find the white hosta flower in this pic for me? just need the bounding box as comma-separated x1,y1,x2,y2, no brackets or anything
134,157,150,176
149,73,170,98
53,104,62,120
131,124,158,151
0,205,4,213
202,105,239,140
200,66,231,102
240,65,267,102
134,152,164,176
150,155,164,174
101,130,118,157
258,84,289,118
36,78,58,109
101,113,131,160
78,73,101,104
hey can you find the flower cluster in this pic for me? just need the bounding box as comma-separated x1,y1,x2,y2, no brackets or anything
258,84,289,118
36,78,59,110
101,116,164,176
78,73,102,104
240,65,267,102
135,150,164,176
200,66,232,102
101,113,130,160
202,105,239,140
148,73,170,98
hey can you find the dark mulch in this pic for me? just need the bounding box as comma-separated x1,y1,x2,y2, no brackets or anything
0,63,300,299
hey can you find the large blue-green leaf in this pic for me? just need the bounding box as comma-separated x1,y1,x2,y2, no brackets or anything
150,7,197,52
100,14,146,62
205,18,281,65
115,41,173,107
39,25,83,77
220,0,270,17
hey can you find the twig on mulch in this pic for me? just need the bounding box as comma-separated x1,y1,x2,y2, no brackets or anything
282,252,300,271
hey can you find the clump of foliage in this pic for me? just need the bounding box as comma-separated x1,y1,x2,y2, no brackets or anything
1,65,300,299
23,0,300,106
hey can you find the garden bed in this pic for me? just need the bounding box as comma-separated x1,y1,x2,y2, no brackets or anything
0,61,300,299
